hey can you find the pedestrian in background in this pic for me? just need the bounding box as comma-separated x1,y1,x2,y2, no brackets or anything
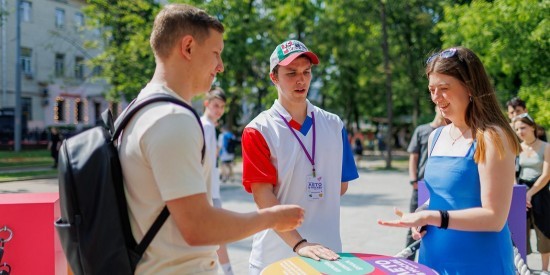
47,127,62,168
404,107,445,260
218,125,236,182
201,88,234,275
513,113,550,274
507,97,547,142
352,130,364,168
379,46,521,274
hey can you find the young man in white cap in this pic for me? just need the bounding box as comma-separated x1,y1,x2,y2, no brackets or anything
241,40,359,273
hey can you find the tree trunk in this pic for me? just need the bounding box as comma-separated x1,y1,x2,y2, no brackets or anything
380,0,393,169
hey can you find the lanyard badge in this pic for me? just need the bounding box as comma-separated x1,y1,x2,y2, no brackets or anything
278,111,324,200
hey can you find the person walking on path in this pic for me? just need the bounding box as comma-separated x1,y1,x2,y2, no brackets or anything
201,88,234,275
117,5,303,274
218,126,236,182
352,130,364,168
241,39,359,274
379,46,521,274
513,113,550,274
404,107,445,260
47,127,62,168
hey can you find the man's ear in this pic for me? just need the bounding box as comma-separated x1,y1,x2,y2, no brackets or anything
180,35,194,59
203,100,209,107
269,72,278,84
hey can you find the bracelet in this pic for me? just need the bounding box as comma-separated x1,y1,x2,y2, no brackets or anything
292,238,307,252
409,180,418,185
439,210,449,229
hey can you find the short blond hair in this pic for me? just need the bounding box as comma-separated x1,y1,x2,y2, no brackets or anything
150,4,224,59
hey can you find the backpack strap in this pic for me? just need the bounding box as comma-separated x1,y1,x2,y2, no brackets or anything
135,207,169,255
111,93,205,257
113,94,205,161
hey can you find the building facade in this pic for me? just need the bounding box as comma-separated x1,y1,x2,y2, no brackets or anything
0,0,121,140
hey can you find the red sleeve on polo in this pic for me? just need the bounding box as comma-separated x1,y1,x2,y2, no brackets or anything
241,127,277,193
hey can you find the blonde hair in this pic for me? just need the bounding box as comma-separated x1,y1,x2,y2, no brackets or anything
426,47,521,162
150,4,224,59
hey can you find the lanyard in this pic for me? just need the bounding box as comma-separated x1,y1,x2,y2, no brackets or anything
277,111,316,176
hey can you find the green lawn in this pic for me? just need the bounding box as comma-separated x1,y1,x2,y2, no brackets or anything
0,170,58,182
0,150,53,168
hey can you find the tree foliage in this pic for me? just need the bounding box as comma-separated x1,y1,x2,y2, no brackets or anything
437,0,549,128
83,0,160,102
83,0,548,133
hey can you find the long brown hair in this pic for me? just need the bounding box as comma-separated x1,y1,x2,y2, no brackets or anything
426,46,521,162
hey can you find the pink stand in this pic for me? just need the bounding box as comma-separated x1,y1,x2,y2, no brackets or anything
0,192,67,275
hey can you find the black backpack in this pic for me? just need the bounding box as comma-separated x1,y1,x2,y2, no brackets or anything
55,94,205,275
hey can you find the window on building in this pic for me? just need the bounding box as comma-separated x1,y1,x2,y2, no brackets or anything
74,12,84,28
20,47,32,75
20,1,32,22
22,97,32,120
94,102,101,124
55,8,65,28
55,53,64,77
92,65,102,76
75,99,83,122
75,56,84,79
55,98,65,122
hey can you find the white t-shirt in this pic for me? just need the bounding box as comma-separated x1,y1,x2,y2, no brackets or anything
201,115,221,199
118,84,218,274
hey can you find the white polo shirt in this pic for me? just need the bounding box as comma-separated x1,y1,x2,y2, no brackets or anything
242,99,358,269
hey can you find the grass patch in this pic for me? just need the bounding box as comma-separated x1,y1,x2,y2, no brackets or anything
0,150,52,168
0,170,58,182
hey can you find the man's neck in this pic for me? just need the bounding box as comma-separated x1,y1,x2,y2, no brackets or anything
151,60,195,102
205,112,217,123
280,100,308,124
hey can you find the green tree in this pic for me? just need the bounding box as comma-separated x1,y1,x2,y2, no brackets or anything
83,0,160,102
386,0,445,127
437,0,549,128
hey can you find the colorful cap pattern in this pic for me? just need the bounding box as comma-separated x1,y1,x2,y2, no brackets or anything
269,40,320,72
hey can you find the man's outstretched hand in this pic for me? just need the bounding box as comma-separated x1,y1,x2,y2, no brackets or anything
265,204,305,232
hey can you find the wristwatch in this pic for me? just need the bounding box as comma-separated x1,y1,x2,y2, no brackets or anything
409,180,418,185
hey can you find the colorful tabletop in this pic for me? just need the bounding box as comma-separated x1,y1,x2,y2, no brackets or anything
261,253,437,275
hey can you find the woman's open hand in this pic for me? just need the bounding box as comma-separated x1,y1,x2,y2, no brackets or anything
378,207,428,240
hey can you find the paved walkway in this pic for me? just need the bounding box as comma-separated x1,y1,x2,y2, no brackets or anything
0,162,544,274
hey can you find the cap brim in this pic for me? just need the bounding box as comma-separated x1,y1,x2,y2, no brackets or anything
278,52,320,67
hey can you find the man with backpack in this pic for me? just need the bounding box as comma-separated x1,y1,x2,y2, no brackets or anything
117,4,303,274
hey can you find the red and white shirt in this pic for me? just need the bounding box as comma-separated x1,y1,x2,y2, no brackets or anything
242,99,358,269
